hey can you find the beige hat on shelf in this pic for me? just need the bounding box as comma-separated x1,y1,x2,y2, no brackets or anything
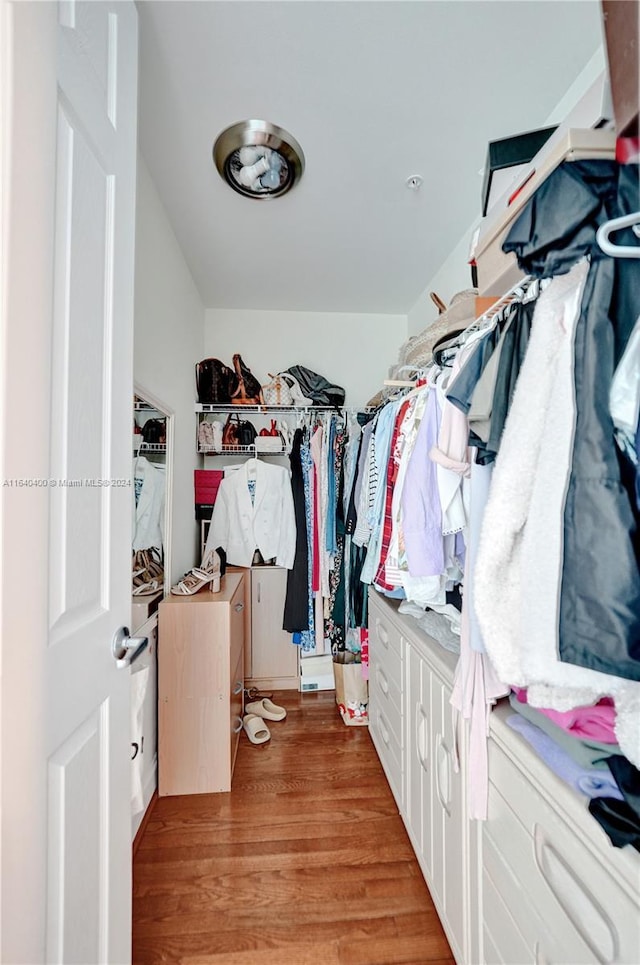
402,289,478,371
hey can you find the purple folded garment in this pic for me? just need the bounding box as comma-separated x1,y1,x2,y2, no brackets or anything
506,715,623,801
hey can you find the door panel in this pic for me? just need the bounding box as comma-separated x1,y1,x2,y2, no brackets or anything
47,707,107,964
49,102,111,632
46,5,138,962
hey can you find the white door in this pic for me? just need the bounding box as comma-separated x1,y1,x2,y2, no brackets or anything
1,2,138,963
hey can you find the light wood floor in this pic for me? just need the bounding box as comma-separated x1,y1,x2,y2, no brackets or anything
133,689,455,965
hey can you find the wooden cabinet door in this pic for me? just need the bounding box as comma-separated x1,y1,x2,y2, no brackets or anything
251,567,299,681
430,668,466,963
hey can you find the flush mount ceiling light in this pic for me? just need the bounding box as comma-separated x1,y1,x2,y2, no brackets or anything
213,120,305,200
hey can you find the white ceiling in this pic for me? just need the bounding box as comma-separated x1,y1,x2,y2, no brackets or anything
136,0,603,315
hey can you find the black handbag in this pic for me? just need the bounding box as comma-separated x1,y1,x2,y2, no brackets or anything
196,358,238,404
284,365,345,407
141,418,166,444
222,414,257,447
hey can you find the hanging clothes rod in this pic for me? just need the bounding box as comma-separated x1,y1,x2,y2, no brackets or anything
463,276,544,339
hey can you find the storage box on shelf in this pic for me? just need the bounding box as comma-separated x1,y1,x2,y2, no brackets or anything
472,128,616,297
481,125,557,217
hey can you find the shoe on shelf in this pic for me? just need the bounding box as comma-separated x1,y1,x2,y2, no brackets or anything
200,548,222,592
245,697,286,721
132,577,162,597
242,714,271,745
170,566,217,596
132,547,164,596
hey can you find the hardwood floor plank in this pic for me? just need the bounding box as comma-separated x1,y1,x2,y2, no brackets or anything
338,932,454,965
133,689,454,965
181,941,342,964
138,806,404,848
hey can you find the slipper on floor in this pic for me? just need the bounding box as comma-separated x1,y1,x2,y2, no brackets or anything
245,698,286,722
242,714,271,745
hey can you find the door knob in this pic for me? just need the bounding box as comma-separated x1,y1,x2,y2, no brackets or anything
112,626,148,669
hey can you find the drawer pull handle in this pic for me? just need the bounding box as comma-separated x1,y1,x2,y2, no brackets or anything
233,680,243,695
533,824,617,962
377,621,389,648
417,706,428,772
234,603,244,612
232,716,243,734
376,667,389,695
435,736,452,816
378,712,390,746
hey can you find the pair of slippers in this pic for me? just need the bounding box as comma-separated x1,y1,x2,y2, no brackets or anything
242,698,286,745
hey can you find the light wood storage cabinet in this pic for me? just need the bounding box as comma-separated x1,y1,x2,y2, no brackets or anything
158,573,245,796
229,564,299,689
368,590,640,965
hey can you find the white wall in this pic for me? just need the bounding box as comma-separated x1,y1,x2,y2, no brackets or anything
204,309,407,408
134,156,205,581
407,48,607,337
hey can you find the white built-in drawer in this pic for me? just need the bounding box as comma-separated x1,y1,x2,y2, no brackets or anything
369,653,402,747
369,599,403,691
370,701,403,809
484,736,640,964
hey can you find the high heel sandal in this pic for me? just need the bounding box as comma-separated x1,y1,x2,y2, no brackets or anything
170,549,222,596
170,566,218,596
132,548,164,596
200,548,222,593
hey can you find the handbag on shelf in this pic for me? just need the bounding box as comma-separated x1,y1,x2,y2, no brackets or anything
195,358,238,405
261,372,313,407
230,354,263,405
222,413,257,448
262,373,293,406
141,418,166,445
198,419,223,450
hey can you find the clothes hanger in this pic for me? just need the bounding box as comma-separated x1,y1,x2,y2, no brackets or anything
596,211,640,258
245,455,258,480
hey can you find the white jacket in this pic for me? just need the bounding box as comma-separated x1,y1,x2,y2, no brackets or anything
132,456,165,552
205,459,296,568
